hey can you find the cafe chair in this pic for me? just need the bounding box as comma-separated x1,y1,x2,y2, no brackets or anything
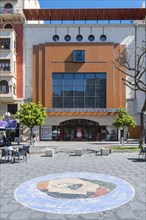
3,146,15,163
138,144,146,159
23,144,30,159
15,145,30,162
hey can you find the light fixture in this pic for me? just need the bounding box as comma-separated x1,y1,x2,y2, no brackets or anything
64,27,71,41
52,27,59,42
100,27,107,42
88,27,95,42
76,27,83,42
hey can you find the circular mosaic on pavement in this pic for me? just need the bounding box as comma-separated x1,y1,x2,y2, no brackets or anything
14,172,135,214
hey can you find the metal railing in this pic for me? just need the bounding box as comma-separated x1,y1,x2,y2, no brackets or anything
0,8,14,14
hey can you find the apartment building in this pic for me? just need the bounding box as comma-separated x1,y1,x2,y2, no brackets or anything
0,0,40,116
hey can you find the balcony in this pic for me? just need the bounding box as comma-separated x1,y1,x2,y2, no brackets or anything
0,7,24,21
0,92,17,102
0,84,17,102
0,61,10,72
0,8,13,14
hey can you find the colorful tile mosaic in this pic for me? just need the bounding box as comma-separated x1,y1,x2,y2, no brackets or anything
14,172,135,214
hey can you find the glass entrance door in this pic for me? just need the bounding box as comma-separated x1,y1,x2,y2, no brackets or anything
60,119,99,141
84,127,94,141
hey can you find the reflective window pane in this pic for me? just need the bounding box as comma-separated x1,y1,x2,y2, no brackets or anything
85,97,95,108
74,97,84,108
74,73,84,85
95,73,106,84
85,74,95,85
64,85,73,96
53,86,63,96
63,73,73,85
85,85,95,96
74,85,84,96
53,97,62,108
53,73,63,85
64,97,73,108
96,97,106,108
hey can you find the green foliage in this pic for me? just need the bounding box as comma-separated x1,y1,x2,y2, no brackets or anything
113,107,136,128
15,102,47,128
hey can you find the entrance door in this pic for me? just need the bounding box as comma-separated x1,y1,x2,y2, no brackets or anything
84,127,93,141
60,119,99,141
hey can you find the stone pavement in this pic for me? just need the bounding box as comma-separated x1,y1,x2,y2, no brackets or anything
0,141,146,220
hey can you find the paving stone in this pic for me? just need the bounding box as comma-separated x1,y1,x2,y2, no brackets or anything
0,212,9,220
8,210,32,220
30,211,47,220
1,204,20,212
0,143,145,220
129,201,146,210
135,210,146,218
115,209,138,219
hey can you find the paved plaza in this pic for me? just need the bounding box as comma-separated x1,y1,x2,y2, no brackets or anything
0,141,146,220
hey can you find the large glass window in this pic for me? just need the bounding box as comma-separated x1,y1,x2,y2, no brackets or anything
52,73,106,108
7,104,17,115
0,38,10,50
0,60,10,71
0,80,9,94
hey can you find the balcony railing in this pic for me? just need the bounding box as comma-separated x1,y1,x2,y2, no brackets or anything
0,66,10,71
0,85,16,100
0,8,14,14
0,92,17,101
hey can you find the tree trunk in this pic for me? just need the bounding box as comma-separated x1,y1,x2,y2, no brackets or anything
140,97,146,145
30,127,33,145
120,128,124,145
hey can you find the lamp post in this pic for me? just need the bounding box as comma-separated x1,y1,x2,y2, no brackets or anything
142,111,146,145
4,112,11,144
15,119,20,144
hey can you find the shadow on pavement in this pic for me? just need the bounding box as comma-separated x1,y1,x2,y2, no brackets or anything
127,157,146,162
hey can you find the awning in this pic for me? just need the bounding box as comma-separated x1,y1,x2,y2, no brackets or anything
23,8,146,21
0,120,17,129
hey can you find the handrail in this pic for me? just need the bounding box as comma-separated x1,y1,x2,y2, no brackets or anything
0,8,14,14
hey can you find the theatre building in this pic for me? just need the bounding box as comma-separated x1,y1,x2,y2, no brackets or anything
0,0,146,141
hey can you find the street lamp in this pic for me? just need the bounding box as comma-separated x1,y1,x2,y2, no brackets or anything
143,111,146,144
15,119,20,144
4,112,11,144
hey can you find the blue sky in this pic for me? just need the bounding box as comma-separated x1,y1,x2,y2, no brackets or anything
39,0,145,9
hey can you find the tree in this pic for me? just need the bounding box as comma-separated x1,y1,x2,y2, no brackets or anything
113,108,136,144
113,45,146,144
15,102,47,144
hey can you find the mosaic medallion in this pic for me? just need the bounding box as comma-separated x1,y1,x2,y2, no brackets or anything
14,172,135,214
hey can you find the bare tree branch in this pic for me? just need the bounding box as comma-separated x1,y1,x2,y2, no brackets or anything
114,47,146,93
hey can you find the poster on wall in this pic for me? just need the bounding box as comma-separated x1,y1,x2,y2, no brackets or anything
106,126,117,141
41,125,52,140
76,127,82,140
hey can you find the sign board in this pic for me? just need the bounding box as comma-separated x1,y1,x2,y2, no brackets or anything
40,125,52,140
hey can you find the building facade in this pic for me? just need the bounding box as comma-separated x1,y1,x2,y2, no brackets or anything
0,1,146,141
